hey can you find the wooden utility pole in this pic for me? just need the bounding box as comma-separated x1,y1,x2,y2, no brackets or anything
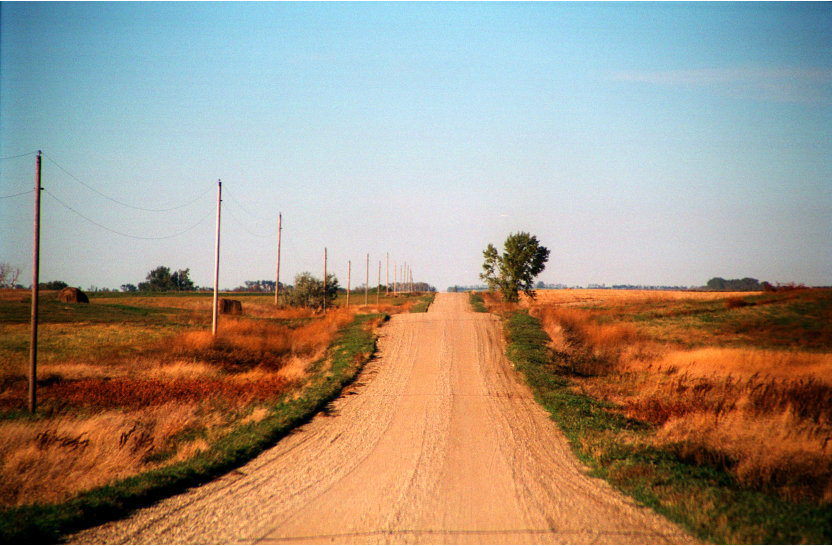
386,252,389,296
364,253,369,306
377,260,381,306
274,212,282,305
212,179,221,337
346,260,351,308
323,247,328,312
28,151,42,414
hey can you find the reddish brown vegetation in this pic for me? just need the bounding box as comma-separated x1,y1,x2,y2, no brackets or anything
0,295,366,507
524,288,832,504
38,376,291,410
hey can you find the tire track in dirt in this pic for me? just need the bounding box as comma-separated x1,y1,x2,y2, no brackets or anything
72,293,695,544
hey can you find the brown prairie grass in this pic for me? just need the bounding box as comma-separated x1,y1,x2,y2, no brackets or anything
0,294,362,508
0,403,224,506
527,288,832,504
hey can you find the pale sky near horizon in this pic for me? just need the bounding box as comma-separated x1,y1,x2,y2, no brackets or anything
1,2,830,291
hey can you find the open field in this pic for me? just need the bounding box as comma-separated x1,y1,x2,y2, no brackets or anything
69,293,693,544
522,288,832,503
0,289,423,514
483,287,832,542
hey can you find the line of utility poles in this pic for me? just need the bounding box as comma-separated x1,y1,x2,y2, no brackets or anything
327,252,421,309
21,145,421,412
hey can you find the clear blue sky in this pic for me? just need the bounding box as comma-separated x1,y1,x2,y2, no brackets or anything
2,2,830,291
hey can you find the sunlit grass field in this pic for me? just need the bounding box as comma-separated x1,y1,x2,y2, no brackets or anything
520,288,832,504
0,289,420,509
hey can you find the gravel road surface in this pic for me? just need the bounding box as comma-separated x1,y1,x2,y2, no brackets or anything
72,293,695,544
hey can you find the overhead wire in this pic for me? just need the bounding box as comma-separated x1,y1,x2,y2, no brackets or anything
0,189,35,199
41,152,214,212
0,151,40,197
44,189,214,240
224,205,278,239
0,151,39,161
223,188,276,223
5,150,289,254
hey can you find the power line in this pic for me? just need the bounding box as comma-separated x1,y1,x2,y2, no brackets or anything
0,151,39,161
223,189,276,222
41,152,213,212
44,189,214,240
0,189,35,199
224,205,278,239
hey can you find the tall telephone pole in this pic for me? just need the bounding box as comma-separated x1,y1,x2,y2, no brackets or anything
211,180,221,337
346,260,351,308
29,151,42,414
274,212,282,305
364,253,369,306
323,247,328,312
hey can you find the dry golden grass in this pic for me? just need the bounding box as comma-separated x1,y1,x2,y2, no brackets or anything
524,288,757,307
0,403,221,506
0,294,365,508
525,288,832,504
659,411,832,502
648,347,832,383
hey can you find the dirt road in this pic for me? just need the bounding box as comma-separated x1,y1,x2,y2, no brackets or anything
73,293,694,544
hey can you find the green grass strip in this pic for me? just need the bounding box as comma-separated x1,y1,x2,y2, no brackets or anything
503,310,832,544
468,292,487,313
0,313,385,544
410,293,436,313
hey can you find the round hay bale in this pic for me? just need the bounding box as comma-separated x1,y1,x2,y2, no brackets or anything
219,298,242,315
58,287,89,304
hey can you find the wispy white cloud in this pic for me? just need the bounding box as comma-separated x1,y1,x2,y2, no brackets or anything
612,67,832,104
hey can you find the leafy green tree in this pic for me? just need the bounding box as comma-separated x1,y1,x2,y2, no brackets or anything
480,232,550,303
281,272,339,310
139,266,194,291
172,268,195,291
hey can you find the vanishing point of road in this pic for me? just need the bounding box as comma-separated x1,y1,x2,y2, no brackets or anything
73,293,695,544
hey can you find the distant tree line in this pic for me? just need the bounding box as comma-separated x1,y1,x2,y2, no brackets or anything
231,280,279,293
448,284,489,293
706,277,766,291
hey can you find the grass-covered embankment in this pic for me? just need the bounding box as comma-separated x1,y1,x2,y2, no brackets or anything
468,291,487,312
410,292,436,313
504,309,832,544
0,312,385,543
